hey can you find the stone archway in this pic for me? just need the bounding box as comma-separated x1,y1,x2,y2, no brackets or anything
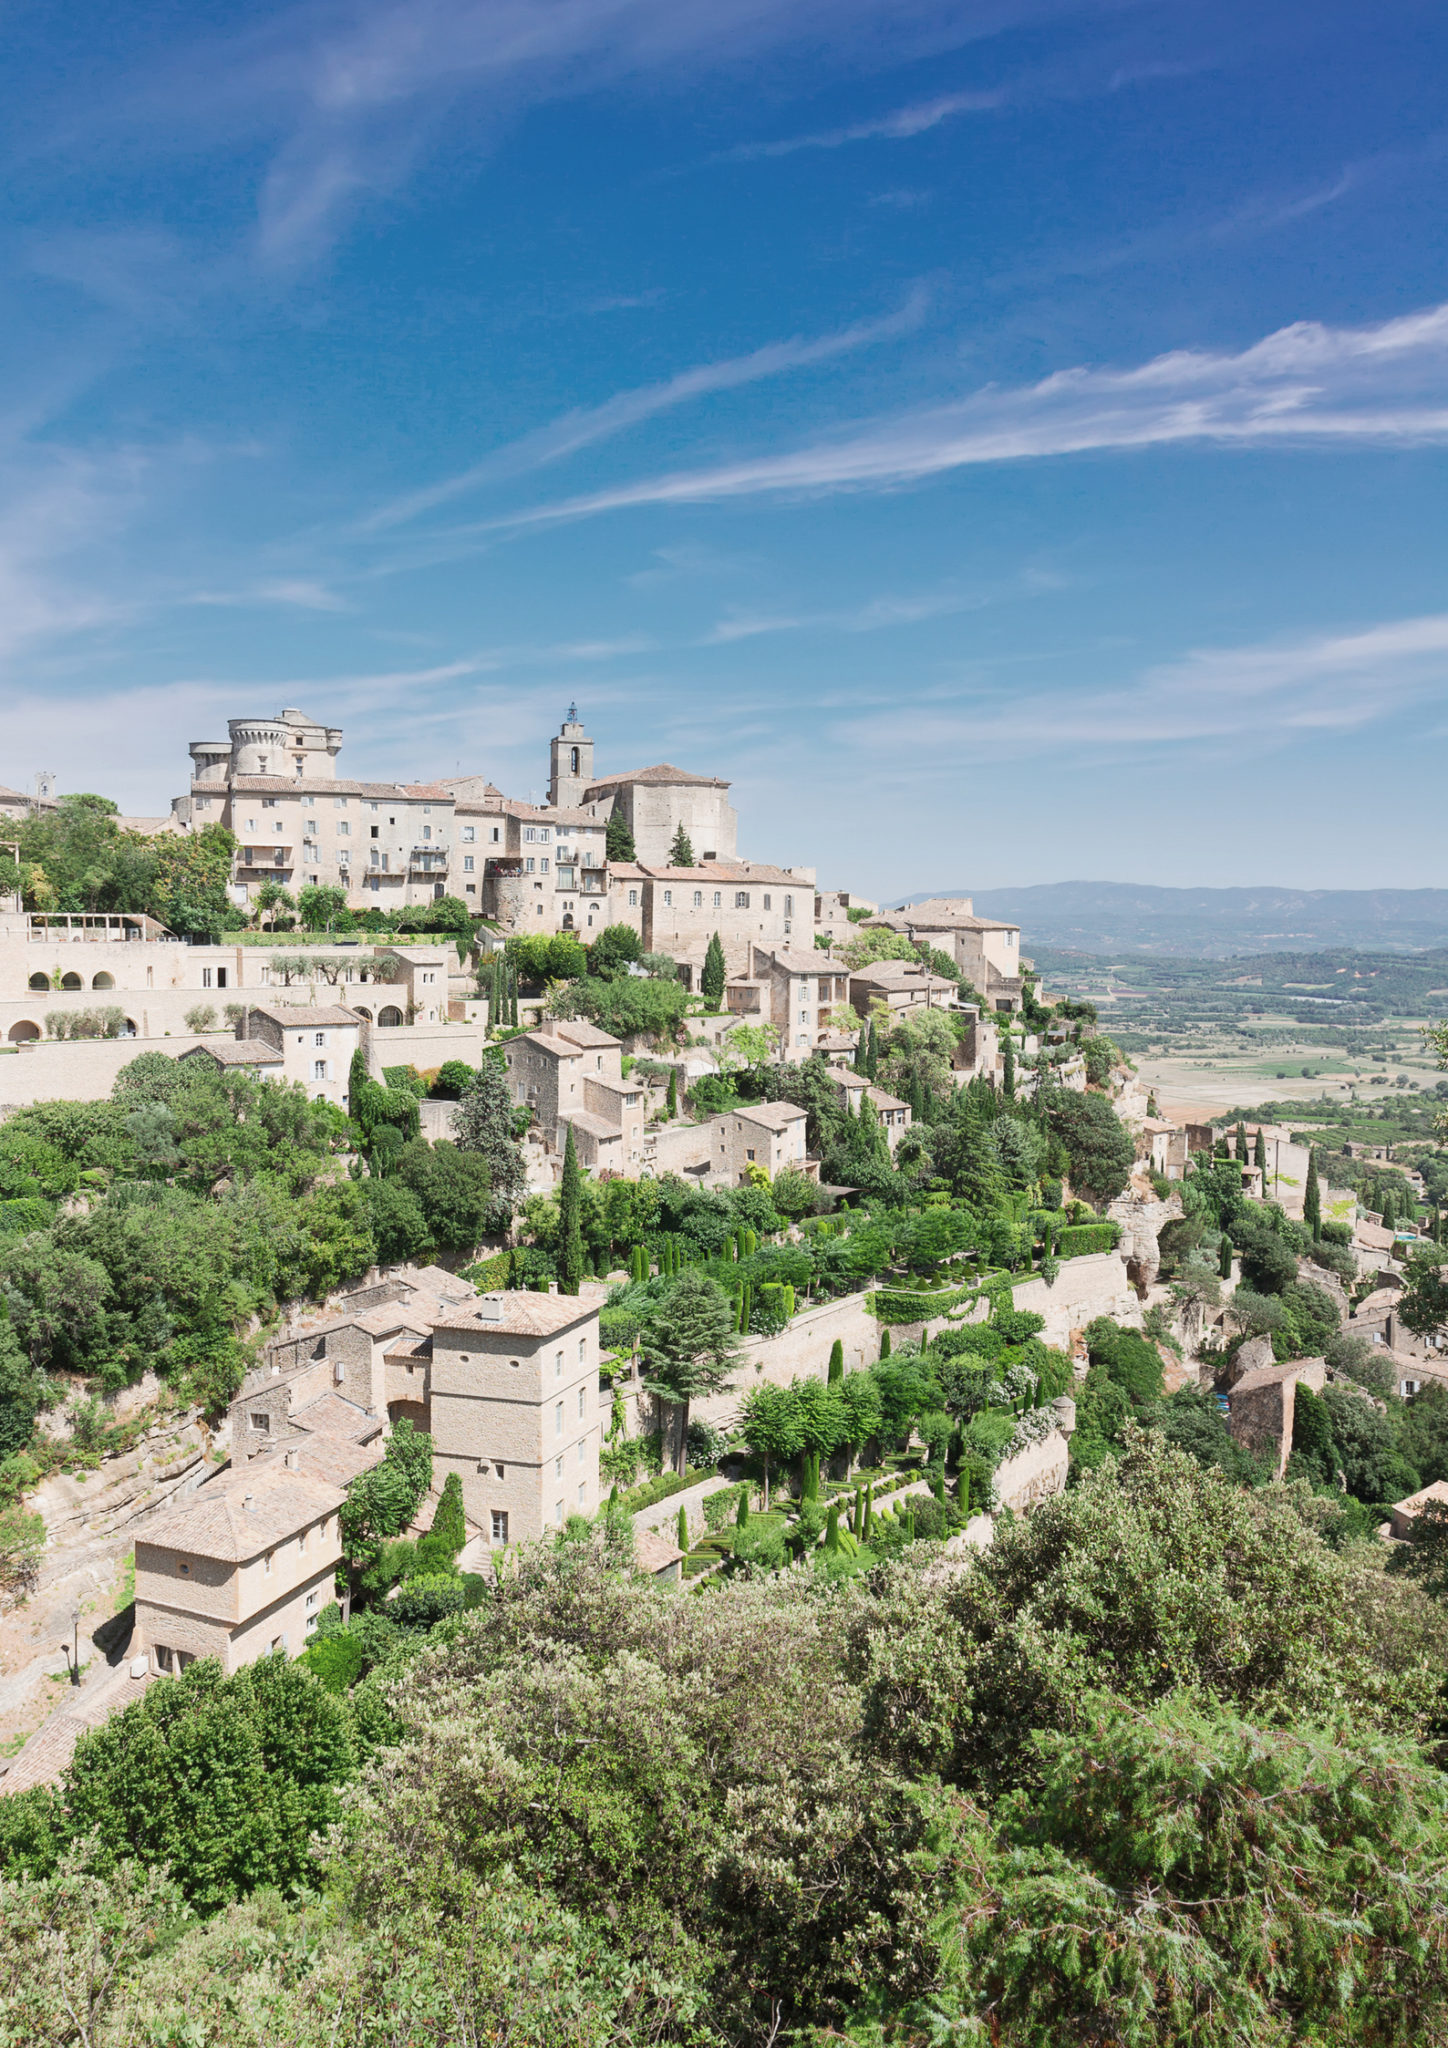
378,1005,404,1028
60,971,82,991
8,1020,40,1042
92,971,115,989
27,973,48,992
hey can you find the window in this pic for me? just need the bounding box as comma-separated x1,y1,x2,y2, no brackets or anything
526,858,535,873
337,820,349,836
156,1645,176,1673
538,828,550,843
462,825,475,842
555,1456,564,1479
735,892,750,909
763,894,771,910
540,858,549,874
315,1030,326,1046
578,1384,586,1418
785,895,793,917
370,801,379,812
578,1482,587,1507
263,797,277,809
693,890,702,908
275,820,284,833
491,1510,509,1543
525,826,536,842
663,889,672,907
313,1059,327,1080
423,824,432,840
577,1438,586,1464
799,1010,807,1023
713,891,721,908
251,1411,270,1433
628,888,638,907
555,1401,564,1437
491,826,500,842
177,1558,190,1577
302,794,315,807
555,1500,564,1525
555,1350,564,1377
264,1550,274,1576
334,796,347,809
578,1337,587,1362
746,1148,756,1162
494,1460,505,1478
464,855,474,872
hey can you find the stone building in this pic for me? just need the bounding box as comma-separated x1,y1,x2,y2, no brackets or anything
848,958,960,1022
134,1442,361,1675
503,1018,646,1171
428,1291,601,1544
710,1100,811,1183
609,862,816,984
876,898,1024,1012
831,1072,913,1149
724,943,853,1052
1225,1356,1326,1476
461,795,610,931
581,762,739,867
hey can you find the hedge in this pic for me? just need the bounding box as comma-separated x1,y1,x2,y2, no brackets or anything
461,1249,512,1290
1056,1221,1122,1256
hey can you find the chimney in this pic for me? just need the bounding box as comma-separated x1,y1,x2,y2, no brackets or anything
244,1493,256,1512
284,1448,298,1471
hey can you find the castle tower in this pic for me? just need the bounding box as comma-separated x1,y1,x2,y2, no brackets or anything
548,705,594,811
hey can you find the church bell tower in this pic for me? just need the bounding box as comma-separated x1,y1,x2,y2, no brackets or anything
548,705,593,811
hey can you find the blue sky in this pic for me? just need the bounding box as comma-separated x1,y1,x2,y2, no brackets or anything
4,0,1448,899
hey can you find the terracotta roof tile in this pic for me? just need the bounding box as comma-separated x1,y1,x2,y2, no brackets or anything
433,1291,600,1338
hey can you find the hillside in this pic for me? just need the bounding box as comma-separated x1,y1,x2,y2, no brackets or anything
897,883,1448,957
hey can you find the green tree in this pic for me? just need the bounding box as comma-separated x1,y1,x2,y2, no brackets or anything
700,931,726,1009
393,1140,493,1256
1045,1090,1134,1206
558,1124,585,1296
361,1175,430,1264
586,923,642,978
739,1382,803,1510
429,1470,467,1556
296,883,349,932
1235,1122,1249,1162
827,1338,844,1385
341,1419,434,1562
1253,1127,1268,1174
667,824,695,867
1304,1146,1322,1239
1002,1034,1016,1100
640,1272,741,1474
604,799,635,864
453,1059,526,1228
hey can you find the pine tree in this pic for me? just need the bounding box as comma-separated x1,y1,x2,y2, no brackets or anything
558,1123,585,1296
1003,1035,1016,1100
1304,1147,1322,1241
605,798,635,864
701,932,726,1009
827,1338,844,1385
638,1269,741,1474
668,823,695,867
1219,1234,1233,1279
1235,1122,1249,1163
665,1069,678,1120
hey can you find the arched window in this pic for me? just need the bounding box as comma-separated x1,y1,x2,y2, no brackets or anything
61,971,82,991
570,746,580,774
378,1005,404,1028
28,973,48,992
8,1020,40,1043
92,971,114,990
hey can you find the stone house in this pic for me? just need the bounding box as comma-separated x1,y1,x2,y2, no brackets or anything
581,761,739,868
724,943,853,1051
232,1003,362,1110
609,861,815,984
812,890,877,949
831,1072,912,1150
875,898,1024,1012
239,1264,477,1460
462,795,610,933
133,1443,359,1675
711,1100,812,1184
1388,1479,1448,1542
503,1019,646,1170
848,959,960,1022
428,1291,600,1545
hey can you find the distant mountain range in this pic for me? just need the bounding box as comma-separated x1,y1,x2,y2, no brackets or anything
895,883,1448,959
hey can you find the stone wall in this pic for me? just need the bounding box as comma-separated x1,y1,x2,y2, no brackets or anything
992,1429,1070,1512
632,1474,734,1545
887,1252,1138,1355
0,1031,213,1109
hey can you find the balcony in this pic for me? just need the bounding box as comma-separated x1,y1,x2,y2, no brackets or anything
408,846,449,877
237,847,293,871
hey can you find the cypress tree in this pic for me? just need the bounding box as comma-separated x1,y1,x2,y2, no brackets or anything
1304,1147,1322,1240
348,1046,369,1122
1254,1128,1268,1173
910,1074,926,1125
1382,1191,1397,1232
855,1022,870,1072
1003,1035,1016,1100
701,932,726,1009
677,1504,689,1551
1219,1234,1233,1279
827,1338,844,1385
865,1021,879,1080
429,1471,467,1555
1235,1122,1249,1163
862,1482,874,1542
736,1489,749,1530
558,1123,585,1296
824,1503,841,1552
665,1069,678,1120
630,1243,647,1284
879,1325,891,1360
958,1468,969,1518
605,798,636,864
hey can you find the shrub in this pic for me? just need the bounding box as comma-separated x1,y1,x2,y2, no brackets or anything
390,1573,468,1628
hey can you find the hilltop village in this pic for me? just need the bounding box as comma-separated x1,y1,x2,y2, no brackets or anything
2,714,1448,2038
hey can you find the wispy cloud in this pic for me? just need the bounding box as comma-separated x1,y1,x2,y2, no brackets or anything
835,612,1448,762
188,578,350,611
362,286,931,531
485,301,1448,530
712,87,1003,162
